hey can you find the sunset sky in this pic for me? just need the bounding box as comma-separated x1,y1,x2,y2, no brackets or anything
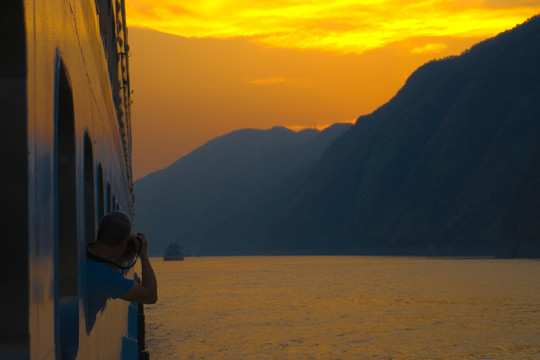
126,0,540,180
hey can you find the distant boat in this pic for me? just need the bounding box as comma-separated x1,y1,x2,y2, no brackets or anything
164,243,185,261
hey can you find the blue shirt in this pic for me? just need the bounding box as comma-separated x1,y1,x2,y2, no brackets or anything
86,258,135,330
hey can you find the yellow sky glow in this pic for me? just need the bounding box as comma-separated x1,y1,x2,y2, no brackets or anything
127,0,540,180
126,0,540,54
246,77,289,85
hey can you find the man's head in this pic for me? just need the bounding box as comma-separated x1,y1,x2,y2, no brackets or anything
97,210,133,247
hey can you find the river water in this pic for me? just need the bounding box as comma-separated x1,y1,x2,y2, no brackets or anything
144,256,540,359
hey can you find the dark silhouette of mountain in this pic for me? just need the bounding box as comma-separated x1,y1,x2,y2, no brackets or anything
269,15,540,257
134,124,352,255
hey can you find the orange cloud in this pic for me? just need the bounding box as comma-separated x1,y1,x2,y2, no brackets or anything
126,0,540,54
410,42,448,54
246,77,289,85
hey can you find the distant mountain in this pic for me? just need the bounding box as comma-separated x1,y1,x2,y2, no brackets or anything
134,124,352,256
269,15,540,257
136,16,540,258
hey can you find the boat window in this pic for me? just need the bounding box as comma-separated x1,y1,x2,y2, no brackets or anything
56,60,79,359
83,133,97,334
98,0,118,91
98,0,111,55
97,163,105,221
84,133,96,245
107,182,112,213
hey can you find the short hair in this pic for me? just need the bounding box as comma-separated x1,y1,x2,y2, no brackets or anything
96,210,132,247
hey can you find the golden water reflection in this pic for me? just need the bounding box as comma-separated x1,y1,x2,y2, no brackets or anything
145,256,540,359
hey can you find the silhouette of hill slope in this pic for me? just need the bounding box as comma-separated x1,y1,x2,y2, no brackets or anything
269,16,540,256
134,124,352,255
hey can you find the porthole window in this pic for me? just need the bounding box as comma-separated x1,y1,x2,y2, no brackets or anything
97,163,105,221
56,60,79,359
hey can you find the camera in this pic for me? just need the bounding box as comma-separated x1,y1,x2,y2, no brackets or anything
124,234,142,257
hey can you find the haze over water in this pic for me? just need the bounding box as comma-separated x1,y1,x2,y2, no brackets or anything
145,256,540,359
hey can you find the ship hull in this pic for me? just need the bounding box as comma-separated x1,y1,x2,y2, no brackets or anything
1,1,142,359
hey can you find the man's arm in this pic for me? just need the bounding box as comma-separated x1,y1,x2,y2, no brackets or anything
120,233,158,304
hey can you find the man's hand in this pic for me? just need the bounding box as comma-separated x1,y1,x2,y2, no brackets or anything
114,235,136,265
137,232,149,258
120,232,158,304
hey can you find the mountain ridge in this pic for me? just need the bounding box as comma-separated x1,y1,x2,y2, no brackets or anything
268,15,540,256
134,123,353,255
135,15,540,257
